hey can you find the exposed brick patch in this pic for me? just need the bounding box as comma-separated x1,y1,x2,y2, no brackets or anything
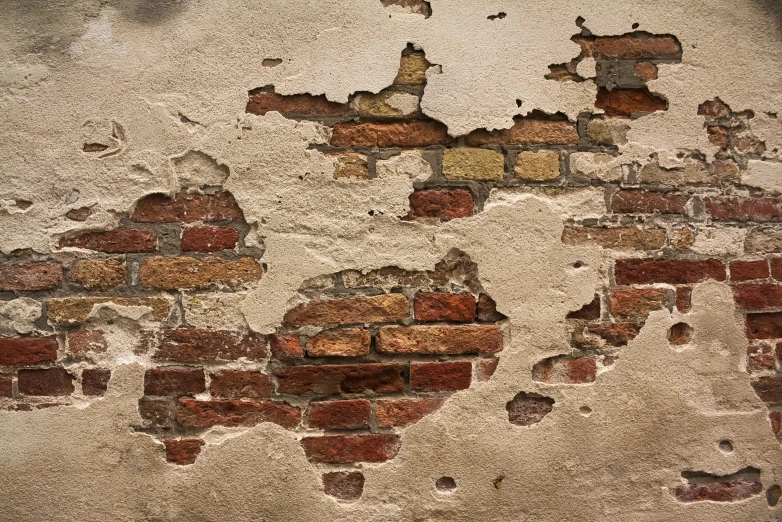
668,322,693,346
276,363,405,395
322,471,365,501
595,88,667,117
406,189,474,221
410,361,472,392
163,438,205,465
747,312,782,339
587,33,682,59
132,192,242,223
246,90,348,117
587,322,641,346
771,259,782,281
58,229,157,253
730,260,769,281
611,190,688,214
751,376,782,402
0,337,58,366
676,287,692,313
414,292,476,323
375,398,444,427
144,329,267,362
18,368,74,396
301,434,400,463
82,368,111,396
0,261,62,291
475,358,499,381
377,325,502,354
47,297,170,325
393,51,430,84
675,468,762,503
307,328,371,357
307,399,371,430
0,376,12,397
209,370,272,400
283,294,409,327
269,334,304,360
532,355,597,384
566,295,601,320
330,121,453,148
506,392,555,426
181,226,238,252
143,367,205,396
732,284,782,310
176,399,301,429
140,257,263,290
138,398,176,429
69,259,126,290
615,259,726,285
747,344,775,372
609,288,668,317
562,226,666,250
697,98,731,119
465,118,578,146
706,197,782,222
770,411,782,435
477,294,506,322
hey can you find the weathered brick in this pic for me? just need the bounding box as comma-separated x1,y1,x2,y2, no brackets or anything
0,375,12,397
609,288,668,317
138,397,176,429
675,476,761,503
246,91,347,116
177,398,301,429
532,355,597,384
283,294,408,327
18,368,74,396
375,398,444,427
771,411,782,434
676,286,693,313
58,229,156,253
506,392,555,426
145,329,266,362
476,293,506,322
567,295,601,320
300,434,400,463
562,226,666,250
329,153,369,180
771,259,782,281
307,399,371,430
0,261,62,291
356,91,420,119
587,322,641,346
48,297,170,325
611,190,688,214
307,328,370,357
209,370,272,400
752,376,782,402
406,189,474,221
514,150,560,181
181,226,238,252
163,438,205,465
322,471,365,501
0,337,58,366
706,197,782,222
276,363,404,395
746,229,782,254
377,325,502,355
330,121,453,148
634,61,658,81
697,98,731,119
144,367,205,396
410,361,472,391
82,368,111,396
747,344,775,372
414,293,475,322
393,52,429,84
614,259,726,285
637,160,714,185
442,148,504,181
591,34,681,59
595,88,667,116
132,192,242,223
732,284,782,310
465,118,578,146
69,259,126,290
730,260,769,281
269,334,304,360
140,257,263,290
668,322,693,346
746,312,782,339
707,126,729,149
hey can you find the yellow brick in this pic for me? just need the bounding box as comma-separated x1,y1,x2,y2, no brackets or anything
442,148,505,181
48,297,170,325
514,151,561,181
329,153,369,179
393,53,429,85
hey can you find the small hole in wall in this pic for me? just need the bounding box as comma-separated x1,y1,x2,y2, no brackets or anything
573,261,585,269
632,22,639,29
575,16,585,27
516,99,522,108
718,440,733,453
487,12,506,20
668,322,693,345
767,485,781,507
493,476,505,489
579,406,592,416
436,476,457,492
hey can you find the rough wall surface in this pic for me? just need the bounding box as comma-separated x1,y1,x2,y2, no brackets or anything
1,1,782,520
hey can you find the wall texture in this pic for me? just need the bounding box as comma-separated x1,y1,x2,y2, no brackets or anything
1,1,782,520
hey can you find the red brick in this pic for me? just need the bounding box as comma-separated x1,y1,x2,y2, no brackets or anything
747,344,775,373
330,121,453,148
532,355,597,384
0,375,12,397
615,258,725,285
414,293,475,322
698,98,731,119
163,438,205,465
246,91,348,117
144,329,267,362
307,399,371,430
747,312,782,339
752,376,782,402
611,190,688,214
465,118,578,146
410,361,472,392
322,472,365,500
676,286,692,312
307,328,370,357
506,392,555,426
668,322,693,346
300,434,400,463
609,288,668,317
592,34,681,59
377,325,503,354
18,368,74,396
730,260,770,281
177,398,301,429
566,295,601,320
0,337,58,366
675,477,761,503
595,88,667,116
772,259,782,281
58,229,157,253
275,363,404,395
770,411,782,434
181,226,238,252
140,257,263,290
475,358,499,381
587,322,641,346
67,330,107,359
144,367,205,396
0,261,62,291
706,197,782,222
732,284,782,310
269,334,304,360
209,370,272,400
406,189,474,221
82,368,110,396
132,192,243,223
375,398,444,427
477,293,507,322
283,294,409,327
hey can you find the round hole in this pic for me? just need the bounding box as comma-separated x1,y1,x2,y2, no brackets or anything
668,323,693,345
579,406,592,416
632,22,639,29
718,440,733,453
436,476,456,491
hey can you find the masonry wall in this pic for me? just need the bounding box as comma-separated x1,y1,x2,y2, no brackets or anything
1,1,781,520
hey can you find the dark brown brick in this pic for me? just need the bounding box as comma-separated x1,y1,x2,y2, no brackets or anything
706,197,782,222
322,472,365,501
138,398,176,429
698,98,731,119
592,34,681,59
595,88,667,116
732,284,782,310
163,438,205,465
0,337,58,366
465,118,578,146
82,368,111,396
269,334,304,360
506,392,555,426
675,476,761,503
730,260,770,281
746,312,782,339
276,363,405,395
176,398,301,429
615,259,725,285
414,292,476,323
611,190,688,214
283,294,409,327
771,259,782,281
307,399,371,430
406,189,474,221
375,398,444,427
0,261,62,291
18,368,74,396
377,325,503,354
181,226,238,252
58,229,156,253
609,288,668,317
132,192,243,223
144,367,205,396
246,91,348,117
753,376,782,402
410,361,472,392
0,375,12,397
300,434,400,463
676,286,692,313
587,322,641,346
209,370,272,400
477,293,507,322
567,295,601,320
145,329,267,362
67,330,107,359
330,121,453,148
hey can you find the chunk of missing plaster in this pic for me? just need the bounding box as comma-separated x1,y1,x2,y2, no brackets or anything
322,471,364,501
532,355,597,384
767,484,781,507
163,438,205,465
262,58,282,68
566,295,600,320
380,0,431,18
506,392,554,426
674,467,761,502
171,150,230,191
